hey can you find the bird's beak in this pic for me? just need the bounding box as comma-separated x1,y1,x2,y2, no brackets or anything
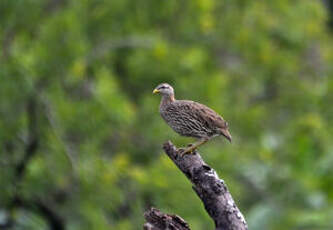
153,89,159,94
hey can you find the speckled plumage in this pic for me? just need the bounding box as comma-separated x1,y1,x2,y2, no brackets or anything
160,100,230,139
153,83,232,146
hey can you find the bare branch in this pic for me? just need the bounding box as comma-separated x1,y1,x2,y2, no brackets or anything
145,141,248,230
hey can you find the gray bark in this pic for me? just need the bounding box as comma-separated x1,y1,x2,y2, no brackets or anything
144,141,247,230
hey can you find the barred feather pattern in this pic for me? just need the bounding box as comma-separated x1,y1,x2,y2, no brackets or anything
160,99,230,140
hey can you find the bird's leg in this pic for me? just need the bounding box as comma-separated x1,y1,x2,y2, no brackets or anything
180,138,209,156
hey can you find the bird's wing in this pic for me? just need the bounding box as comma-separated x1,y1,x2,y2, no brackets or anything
175,100,229,130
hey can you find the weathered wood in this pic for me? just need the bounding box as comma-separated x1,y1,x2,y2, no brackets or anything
143,207,190,230
144,141,247,230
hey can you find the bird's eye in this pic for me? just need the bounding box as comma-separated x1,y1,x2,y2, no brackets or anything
160,86,166,89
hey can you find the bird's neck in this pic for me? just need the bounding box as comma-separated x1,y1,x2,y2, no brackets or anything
161,94,175,106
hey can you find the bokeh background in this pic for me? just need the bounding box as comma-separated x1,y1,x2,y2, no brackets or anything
1,0,333,229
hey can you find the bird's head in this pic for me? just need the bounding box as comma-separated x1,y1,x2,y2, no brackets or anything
153,83,174,96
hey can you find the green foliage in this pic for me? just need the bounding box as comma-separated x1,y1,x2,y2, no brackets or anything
1,0,333,229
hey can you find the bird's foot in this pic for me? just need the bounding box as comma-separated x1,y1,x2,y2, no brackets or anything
179,145,196,157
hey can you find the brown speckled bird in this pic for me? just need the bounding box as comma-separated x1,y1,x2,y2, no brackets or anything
153,83,232,155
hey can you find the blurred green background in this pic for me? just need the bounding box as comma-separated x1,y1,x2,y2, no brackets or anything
1,0,333,229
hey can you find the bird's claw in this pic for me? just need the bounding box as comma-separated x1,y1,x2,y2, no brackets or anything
178,148,186,156
179,147,195,157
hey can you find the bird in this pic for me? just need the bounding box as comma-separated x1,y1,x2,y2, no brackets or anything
153,83,232,155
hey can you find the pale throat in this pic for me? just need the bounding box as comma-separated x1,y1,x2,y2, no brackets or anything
161,94,175,105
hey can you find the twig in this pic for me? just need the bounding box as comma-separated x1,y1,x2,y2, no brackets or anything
15,97,39,179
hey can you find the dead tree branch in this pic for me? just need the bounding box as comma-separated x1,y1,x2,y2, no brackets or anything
144,141,247,230
143,207,190,230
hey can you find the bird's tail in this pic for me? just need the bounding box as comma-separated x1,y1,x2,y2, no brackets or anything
220,129,232,143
